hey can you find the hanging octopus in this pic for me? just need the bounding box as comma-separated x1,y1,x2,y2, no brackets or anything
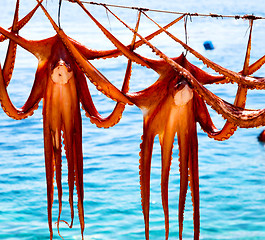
1,1,265,239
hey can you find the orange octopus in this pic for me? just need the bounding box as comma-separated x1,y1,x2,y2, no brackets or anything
1,1,265,239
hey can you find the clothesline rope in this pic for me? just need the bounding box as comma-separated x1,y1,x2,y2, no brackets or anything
66,0,265,20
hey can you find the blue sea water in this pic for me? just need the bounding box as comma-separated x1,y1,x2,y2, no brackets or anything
0,0,265,239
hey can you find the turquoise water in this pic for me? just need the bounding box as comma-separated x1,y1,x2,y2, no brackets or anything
0,0,265,239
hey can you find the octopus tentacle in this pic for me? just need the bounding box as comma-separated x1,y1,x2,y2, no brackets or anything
193,91,218,134
0,64,44,119
53,125,63,236
37,1,132,105
158,117,174,237
139,131,155,240
72,110,85,239
201,20,252,140
177,135,189,240
77,57,127,128
189,77,265,128
74,67,103,118
248,55,265,75
177,131,189,240
158,121,176,239
184,57,224,85
187,131,200,240
43,111,55,240
184,113,200,240
2,0,19,86
87,11,142,128
62,129,75,228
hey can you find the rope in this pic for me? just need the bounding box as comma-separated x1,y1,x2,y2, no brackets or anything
65,0,265,20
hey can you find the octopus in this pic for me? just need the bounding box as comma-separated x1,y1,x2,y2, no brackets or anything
1,0,265,239
0,5,132,240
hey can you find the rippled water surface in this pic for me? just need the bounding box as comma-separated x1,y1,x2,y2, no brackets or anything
0,0,265,239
